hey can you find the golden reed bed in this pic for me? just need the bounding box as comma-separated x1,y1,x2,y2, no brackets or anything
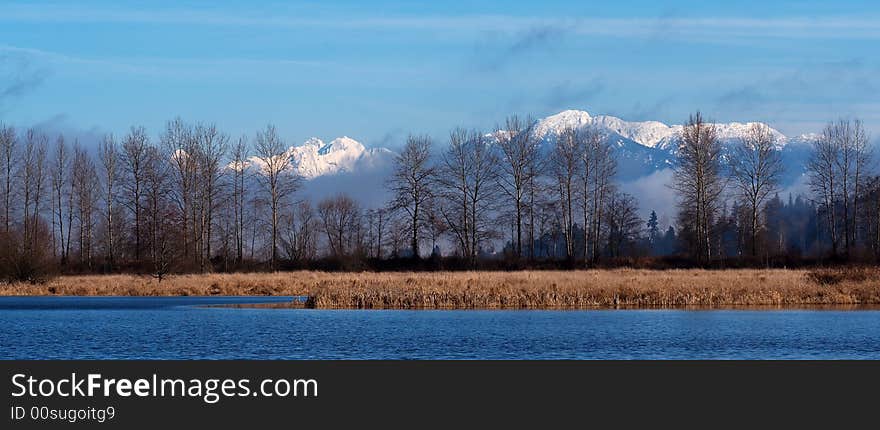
2,268,879,309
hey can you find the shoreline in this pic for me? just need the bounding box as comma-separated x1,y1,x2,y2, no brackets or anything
2,268,879,309
211,302,880,311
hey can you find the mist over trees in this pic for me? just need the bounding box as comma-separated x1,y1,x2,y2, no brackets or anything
0,112,877,281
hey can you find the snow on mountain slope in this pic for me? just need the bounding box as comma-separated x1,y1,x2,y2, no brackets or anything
531,110,594,140
292,136,367,179
530,110,677,180
651,122,787,151
226,109,828,220
238,109,817,199
530,109,806,182
243,136,396,180
533,109,788,150
591,115,674,149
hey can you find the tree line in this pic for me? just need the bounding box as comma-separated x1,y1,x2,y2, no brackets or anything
0,112,878,281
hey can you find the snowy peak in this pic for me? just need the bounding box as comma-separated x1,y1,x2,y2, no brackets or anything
234,136,394,180
652,121,788,151
291,136,378,179
527,108,814,182
532,109,593,138
785,133,820,146
711,121,786,143
591,115,674,148
533,109,789,150
532,109,677,149
316,136,365,155
301,137,324,148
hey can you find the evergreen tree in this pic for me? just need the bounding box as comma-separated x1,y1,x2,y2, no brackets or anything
647,210,659,244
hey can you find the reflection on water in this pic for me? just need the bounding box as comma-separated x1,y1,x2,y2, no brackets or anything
2,297,879,359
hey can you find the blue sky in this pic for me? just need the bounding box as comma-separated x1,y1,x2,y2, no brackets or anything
1,0,879,148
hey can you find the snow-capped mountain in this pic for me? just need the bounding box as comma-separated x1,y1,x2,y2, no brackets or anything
531,110,677,180
233,135,396,207
243,136,396,180
533,109,791,150
530,109,814,183
240,109,816,186
234,109,819,215
289,136,394,179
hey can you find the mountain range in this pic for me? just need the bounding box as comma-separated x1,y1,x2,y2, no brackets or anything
279,109,814,191
530,110,815,184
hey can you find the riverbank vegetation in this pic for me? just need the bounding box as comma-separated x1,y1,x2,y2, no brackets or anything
1,268,879,309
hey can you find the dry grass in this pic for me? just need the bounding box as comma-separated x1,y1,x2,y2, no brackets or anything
0,273,312,297
2,268,880,309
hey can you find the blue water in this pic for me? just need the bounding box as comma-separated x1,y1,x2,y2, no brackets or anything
1,297,879,359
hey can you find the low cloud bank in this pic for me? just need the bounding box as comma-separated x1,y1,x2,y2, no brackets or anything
619,168,676,223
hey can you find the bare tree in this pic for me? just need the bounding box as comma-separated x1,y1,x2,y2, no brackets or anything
436,129,499,264
868,176,880,259
436,128,471,260
807,119,872,258
143,145,170,271
856,129,874,256
151,221,175,283
0,123,15,234
230,136,249,264
0,123,16,234
729,123,783,257
550,126,582,260
384,212,408,258
836,121,855,255
808,126,840,257
121,126,150,262
50,135,71,264
494,115,541,259
605,191,642,258
71,144,99,268
282,200,318,262
253,124,299,268
580,126,616,263
525,157,549,261
423,197,446,257
843,120,871,254
673,112,725,263
318,194,362,258
162,118,197,263
1,126,52,282
388,134,434,259
20,129,48,256
98,134,120,267
194,123,229,269
364,207,389,259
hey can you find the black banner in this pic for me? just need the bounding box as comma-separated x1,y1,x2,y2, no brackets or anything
2,361,878,428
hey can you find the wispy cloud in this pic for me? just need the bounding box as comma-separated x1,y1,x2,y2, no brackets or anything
716,58,880,112
3,4,880,40
709,57,880,137
471,24,571,72
506,26,566,53
622,96,678,123
717,85,768,112
29,114,105,147
370,128,406,150
0,45,322,80
543,79,605,111
0,49,50,110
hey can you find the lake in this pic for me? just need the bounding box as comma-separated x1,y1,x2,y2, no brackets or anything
1,297,879,359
